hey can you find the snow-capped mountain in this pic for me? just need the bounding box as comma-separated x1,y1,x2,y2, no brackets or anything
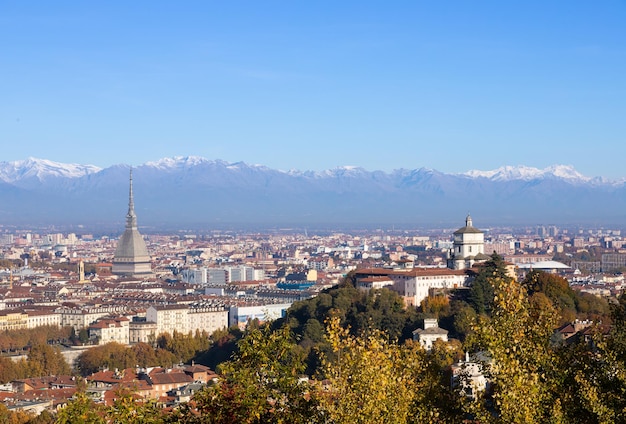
463,165,592,183
0,157,101,184
0,157,623,228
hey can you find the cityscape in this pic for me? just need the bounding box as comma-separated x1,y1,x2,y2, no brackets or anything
1,168,626,421
3,1,626,422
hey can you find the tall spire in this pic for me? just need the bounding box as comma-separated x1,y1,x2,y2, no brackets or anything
113,166,152,277
126,167,137,230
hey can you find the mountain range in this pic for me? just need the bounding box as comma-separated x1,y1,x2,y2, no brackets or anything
0,157,624,231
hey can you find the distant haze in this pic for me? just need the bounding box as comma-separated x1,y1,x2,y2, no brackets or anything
0,157,625,231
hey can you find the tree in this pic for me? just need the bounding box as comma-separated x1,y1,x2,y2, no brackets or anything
468,253,512,316
318,316,461,424
132,342,158,367
420,295,450,318
76,342,136,376
56,392,106,424
465,277,563,424
27,343,70,377
173,325,319,424
0,355,27,383
106,389,164,424
0,402,32,424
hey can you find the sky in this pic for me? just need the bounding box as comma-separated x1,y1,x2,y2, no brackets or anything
1,1,625,177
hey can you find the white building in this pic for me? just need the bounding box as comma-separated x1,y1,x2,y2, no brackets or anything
207,268,228,285
412,318,448,350
354,268,470,307
356,276,394,292
89,317,130,345
146,305,189,335
180,268,208,285
451,352,491,399
129,320,158,344
229,303,291,329
57,306,130,331
26,310,60,329
447,215,488,270
389,269,469,307
187,304,229,336
146,304,229,336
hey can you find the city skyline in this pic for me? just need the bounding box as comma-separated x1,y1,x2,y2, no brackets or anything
1,2,625,177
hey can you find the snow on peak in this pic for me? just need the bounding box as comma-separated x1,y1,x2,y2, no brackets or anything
0,157,101,183
144,156,211,169
463,165,591,182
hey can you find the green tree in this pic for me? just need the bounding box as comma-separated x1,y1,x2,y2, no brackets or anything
468,253,512,316
173,325,319,424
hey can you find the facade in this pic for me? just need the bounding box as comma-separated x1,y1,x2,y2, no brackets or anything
88,317,130,345
129,320,158,344
112,169,152,277
57,306,130,331
0,310,28,331
356,276,394,292
354,268,469,307
26,310,60,329
229,303,291,329
413,318,448,350
180,268,208,285
188,305,229,336
207,268,228,285
448,215,487,270
390,268,468,306
601,253,626,273
143,370,194,400
146,305,189,335
146,304,229,336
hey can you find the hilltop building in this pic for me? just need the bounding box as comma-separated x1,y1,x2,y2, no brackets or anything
413,318,448,350
112,169,152,277
447,215,488,270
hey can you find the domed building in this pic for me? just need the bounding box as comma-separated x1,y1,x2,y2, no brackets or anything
112,169,152,277
447,215,489,270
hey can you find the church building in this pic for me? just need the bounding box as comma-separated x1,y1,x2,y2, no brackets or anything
112,169,152,277
447,215,489,270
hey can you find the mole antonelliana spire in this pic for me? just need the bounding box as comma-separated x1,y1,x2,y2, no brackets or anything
112,168,152,277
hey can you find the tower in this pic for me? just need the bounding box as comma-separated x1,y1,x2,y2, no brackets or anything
447,214,487,270
112,169,152,277
78,259,86,283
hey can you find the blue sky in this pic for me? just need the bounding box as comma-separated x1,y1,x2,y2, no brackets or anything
1,2,625,177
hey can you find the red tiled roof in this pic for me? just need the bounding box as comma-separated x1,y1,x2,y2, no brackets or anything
150,372,193,386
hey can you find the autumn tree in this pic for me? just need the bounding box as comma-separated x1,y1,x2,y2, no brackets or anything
522,270,610,324
55,392,106,424
319,316,462,424
105,389,164,424
0,402,33,424
156,330,210,364
76,342,137,376
0,355,28,384
172,325,319,424
465,277,563,424
27,343,71,377
420,294,450,318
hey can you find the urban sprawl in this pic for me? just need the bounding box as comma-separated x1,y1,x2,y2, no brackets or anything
1,174,624,415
